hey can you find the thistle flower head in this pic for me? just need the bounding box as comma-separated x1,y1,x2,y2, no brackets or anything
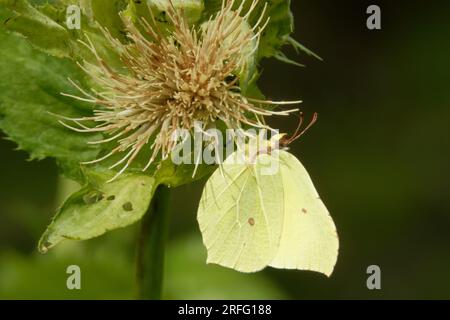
62,0,301,180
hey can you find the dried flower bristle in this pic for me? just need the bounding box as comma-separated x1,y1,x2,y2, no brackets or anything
61,0,301,181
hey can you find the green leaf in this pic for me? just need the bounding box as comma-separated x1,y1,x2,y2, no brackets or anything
0,0,124,67
253,0,295,60
122,0,204,30
37,155,215,252
155,158,216,189
37,0,124,68
198,150,339,276
151,0,204,25
0,0,74,58
38,173,155,253
80,0,128,40
0,29,103,181
204,0,319,64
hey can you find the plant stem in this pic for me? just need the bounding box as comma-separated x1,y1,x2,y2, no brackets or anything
136,185,171,300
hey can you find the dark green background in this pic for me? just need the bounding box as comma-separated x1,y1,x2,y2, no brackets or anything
0,0,449,299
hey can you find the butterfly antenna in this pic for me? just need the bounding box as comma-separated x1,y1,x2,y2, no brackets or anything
283,112,319,146
289,112,305,143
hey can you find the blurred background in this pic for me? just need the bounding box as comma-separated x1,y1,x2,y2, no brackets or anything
1,0,449,299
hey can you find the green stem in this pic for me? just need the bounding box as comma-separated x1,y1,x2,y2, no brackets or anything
136,185,171,300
